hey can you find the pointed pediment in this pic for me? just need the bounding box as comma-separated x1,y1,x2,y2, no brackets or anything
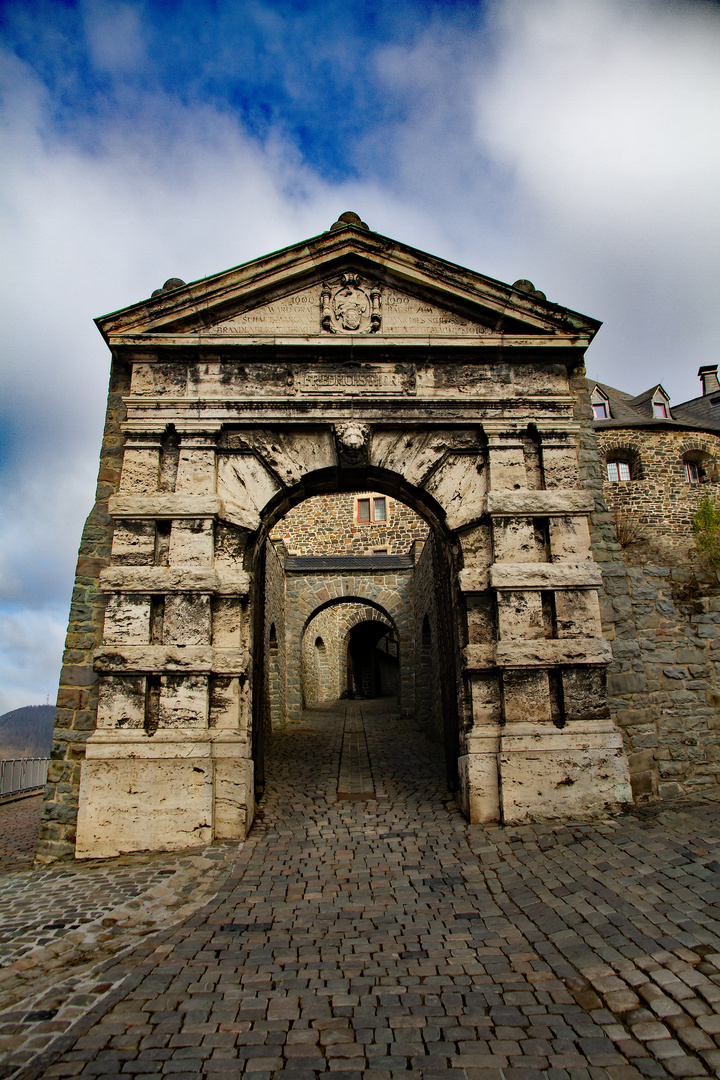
96,221,601,344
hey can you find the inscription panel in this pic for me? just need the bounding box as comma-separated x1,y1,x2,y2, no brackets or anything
297,365,413,395
199,284,492,337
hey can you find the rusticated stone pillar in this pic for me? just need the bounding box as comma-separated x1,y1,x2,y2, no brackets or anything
75,422,254,858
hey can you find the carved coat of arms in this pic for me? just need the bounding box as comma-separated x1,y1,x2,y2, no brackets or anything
321,274,381,334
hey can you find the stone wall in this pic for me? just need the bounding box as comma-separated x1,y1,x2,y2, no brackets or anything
270,492,428,555
575,371,720,799
606,564,720,799
596,427,720,558
264,541,286,731
35,359,128,863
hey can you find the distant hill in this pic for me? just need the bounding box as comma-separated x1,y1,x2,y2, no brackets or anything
0,705,55,758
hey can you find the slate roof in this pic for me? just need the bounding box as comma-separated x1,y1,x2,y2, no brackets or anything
588,378,720,436
284,555,415,572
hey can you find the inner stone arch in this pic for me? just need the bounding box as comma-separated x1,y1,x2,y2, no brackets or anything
301,600,395,707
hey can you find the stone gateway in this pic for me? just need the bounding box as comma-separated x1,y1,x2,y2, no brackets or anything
37,213,632,861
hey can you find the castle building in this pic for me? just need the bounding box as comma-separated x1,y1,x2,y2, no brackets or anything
591,366,720,558
586,367,720,801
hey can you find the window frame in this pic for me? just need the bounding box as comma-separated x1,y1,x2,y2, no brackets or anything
355,495,388,524
607,459,632,482
685,460,701,485
592,402,608,419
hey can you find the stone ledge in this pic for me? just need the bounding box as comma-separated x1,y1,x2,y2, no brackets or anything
93,646,248,674
496,638,612,667
99,567,251,595
500,731,624,752
108,494,222,519
460,563,602,592
486,489,595,516
489,562,602,590
464,638,612,669
85,730,250,759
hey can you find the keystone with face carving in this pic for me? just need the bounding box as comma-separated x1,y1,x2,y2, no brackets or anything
334,421,370,466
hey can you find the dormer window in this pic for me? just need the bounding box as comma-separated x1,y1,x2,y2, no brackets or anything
591,386,610,420
652,388,670,418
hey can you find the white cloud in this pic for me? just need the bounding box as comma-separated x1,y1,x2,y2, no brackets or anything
0,608,66,714
1,0,719,709
473,0,720,398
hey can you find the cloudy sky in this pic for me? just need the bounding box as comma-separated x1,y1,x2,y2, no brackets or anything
1,0,719,713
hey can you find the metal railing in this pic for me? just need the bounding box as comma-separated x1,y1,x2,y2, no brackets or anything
0,758,49,798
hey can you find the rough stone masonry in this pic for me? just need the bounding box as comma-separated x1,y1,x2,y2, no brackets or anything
37,211,633,863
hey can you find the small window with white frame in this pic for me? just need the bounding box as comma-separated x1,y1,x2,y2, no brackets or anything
591,386,610,420
356,495,387,523
685,460,700,485
607,459,632,482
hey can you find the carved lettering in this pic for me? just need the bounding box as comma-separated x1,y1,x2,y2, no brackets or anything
297,366,413,395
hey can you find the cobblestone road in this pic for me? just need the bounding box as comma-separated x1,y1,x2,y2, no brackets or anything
0,796,43,876
3,700,720,1080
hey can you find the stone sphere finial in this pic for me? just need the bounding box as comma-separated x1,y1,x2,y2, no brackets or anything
330,211,369,232
152,277,186,297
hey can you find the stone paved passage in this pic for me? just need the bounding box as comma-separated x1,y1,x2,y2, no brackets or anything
3,700,720,1080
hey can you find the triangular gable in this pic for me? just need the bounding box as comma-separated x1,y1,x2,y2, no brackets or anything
200,279,496,339
96,218,601,343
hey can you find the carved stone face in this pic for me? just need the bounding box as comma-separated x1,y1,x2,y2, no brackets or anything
334,286,368,331
335,421,368,451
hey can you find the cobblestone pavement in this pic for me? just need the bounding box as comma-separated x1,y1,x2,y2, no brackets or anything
0,797,43,875
3,699,720,1080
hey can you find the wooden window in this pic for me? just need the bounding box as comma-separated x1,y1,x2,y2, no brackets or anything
685,461,700,485
607,460,631,482
592,402,608,419
356,496,387,522
653,399,668,418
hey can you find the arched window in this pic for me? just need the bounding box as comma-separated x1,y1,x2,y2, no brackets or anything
682,450,713,485
607,459,632,482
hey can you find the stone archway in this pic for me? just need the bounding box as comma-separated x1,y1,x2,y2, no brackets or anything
41,214,632,862
300,601,395,707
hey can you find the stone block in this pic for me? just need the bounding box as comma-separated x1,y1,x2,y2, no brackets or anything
103,593,151,644
213,751,254,838
75,755,213,858
607,672,648,695
458,752,500,823
499,742,632,823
